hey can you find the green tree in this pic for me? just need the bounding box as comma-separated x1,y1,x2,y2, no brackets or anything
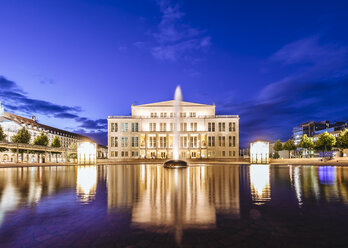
51,136,62,162
273,140,283,152
314,132,336,157
33,132,49,163
11,127,31,144
336,129,348,151
273,151,280,159
298,134,314,158
0,125,7,152
283,139,297,158
11,127,31,162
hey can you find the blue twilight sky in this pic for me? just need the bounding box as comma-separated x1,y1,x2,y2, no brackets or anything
1,0,348,146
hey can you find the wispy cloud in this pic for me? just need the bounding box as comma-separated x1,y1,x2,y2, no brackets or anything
0,76,107,144
218,36,348,146
150,0,211,61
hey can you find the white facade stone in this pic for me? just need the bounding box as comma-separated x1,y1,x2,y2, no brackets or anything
108,100,239,159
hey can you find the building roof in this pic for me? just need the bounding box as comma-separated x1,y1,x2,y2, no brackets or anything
2,111,93,141
132,100,214,108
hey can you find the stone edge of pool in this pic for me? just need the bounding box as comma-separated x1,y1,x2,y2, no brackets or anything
0,158,348,168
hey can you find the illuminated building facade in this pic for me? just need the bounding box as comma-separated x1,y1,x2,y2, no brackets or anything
108,100,239,159
0,101,94,163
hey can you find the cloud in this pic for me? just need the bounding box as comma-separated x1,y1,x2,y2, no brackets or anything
270,36,348,66
0,76,107,145
218,37,348,147
150,0,211,61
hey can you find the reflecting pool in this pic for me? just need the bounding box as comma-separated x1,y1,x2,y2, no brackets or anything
1,164,348,247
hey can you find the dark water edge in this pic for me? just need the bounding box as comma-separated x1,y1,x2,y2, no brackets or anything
0,164,347,247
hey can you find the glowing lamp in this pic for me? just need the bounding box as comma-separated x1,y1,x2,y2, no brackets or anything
77,142,97,165
250,141,269,164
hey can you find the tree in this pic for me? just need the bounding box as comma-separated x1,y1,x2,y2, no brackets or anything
11,127,31,162
51,136,61,162
11,127,31,144
283,139,297,158
298,134,314,158
273,140,283,152
33,132,49,163
273,151,280,159
0,125,7,152
336,129,348,151
314,132,336,157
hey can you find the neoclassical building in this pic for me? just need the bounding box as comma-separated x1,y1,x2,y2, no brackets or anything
0,102,94,163
108,100,239,159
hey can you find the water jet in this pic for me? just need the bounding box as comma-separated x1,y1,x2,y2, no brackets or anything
163,86,188,169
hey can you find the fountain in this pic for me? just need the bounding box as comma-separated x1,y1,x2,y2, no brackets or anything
163,86,188,168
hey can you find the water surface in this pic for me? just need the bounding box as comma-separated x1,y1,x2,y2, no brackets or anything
0,164,348,247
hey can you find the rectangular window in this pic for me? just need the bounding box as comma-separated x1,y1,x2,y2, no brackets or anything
218,123,222,132
159,136,167,148
218,136,222,146
131,137,139,147
180,136,187,148
151,112,157,118
190,136,197,148
111,123,114,132
160,123,166,132
229,122,232,132
212,123,215,132
233,151,236,156
229,136,232,147
222,123,225,132
233,136,236,147
229,151,232,157
149,123,156,132
121,123,128,132
111,137,115,147
233,122,236,132
189,112,196,117
121,137,128,147
222,136,225,146
170,123,174,131
180,112,186,118
208,122,212,132
208,136,212,147
222,151,225,157
131,123,139,132
170,113,174,118
212,136,215,147
149,136,156,148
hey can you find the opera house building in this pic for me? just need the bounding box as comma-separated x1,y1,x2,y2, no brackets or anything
107,100,239,159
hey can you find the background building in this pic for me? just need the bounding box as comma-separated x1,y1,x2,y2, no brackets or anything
0,102,97,163
108,100,239,159
292,120,347,145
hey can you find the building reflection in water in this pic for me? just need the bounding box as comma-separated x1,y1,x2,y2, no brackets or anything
249,164,271,205
107,164,240,244
0,167,77,226
289,165,348,206
76,166,98,203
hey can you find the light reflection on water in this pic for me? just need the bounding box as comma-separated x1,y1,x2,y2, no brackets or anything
1,164,348,245
249,164,271,204
76,166,97,203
